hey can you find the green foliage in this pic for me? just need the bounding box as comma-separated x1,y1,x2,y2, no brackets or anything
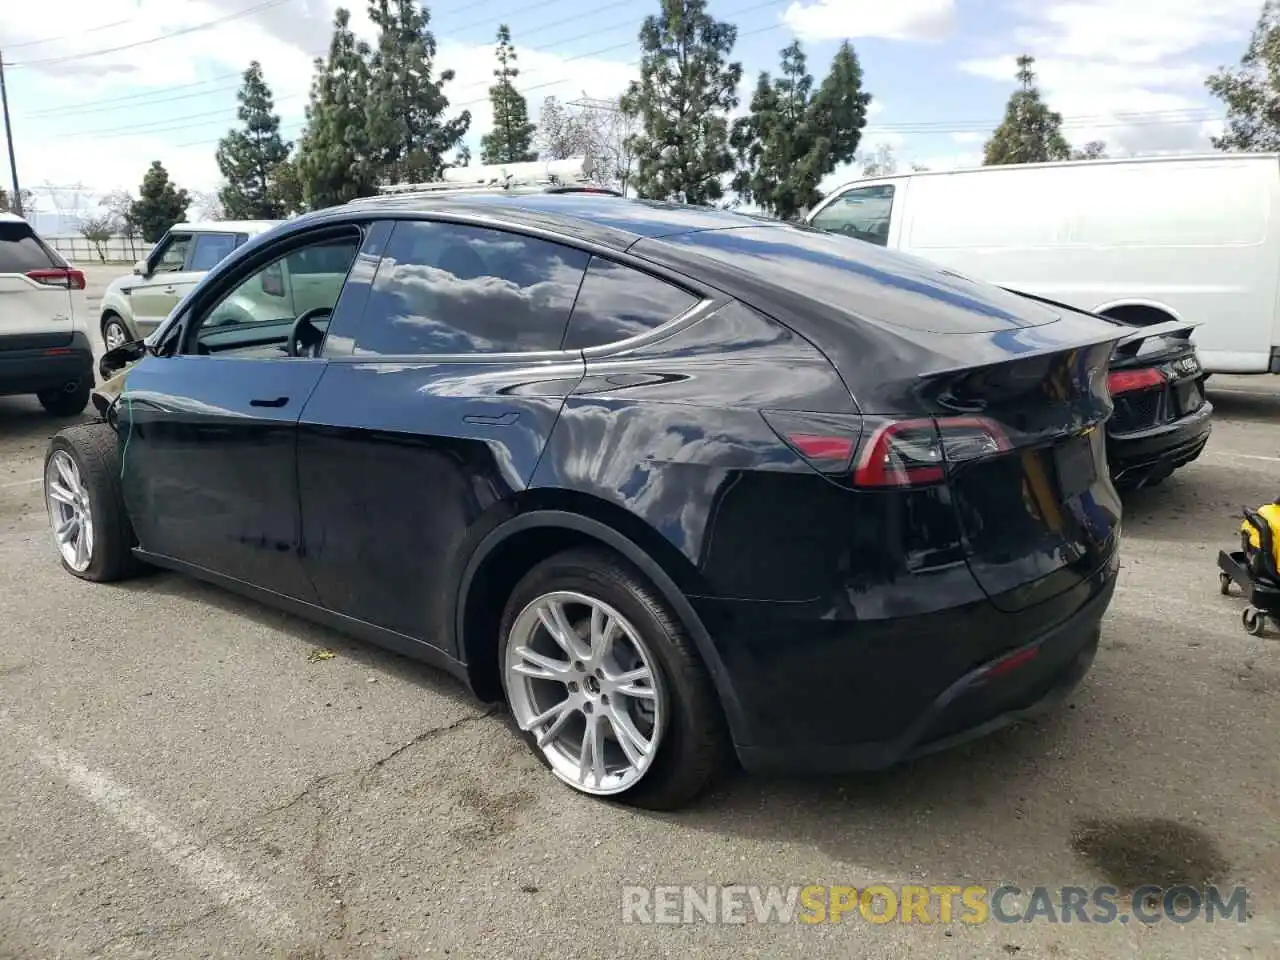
1207,0,1280,151
78,215,113,263
480,25,537,164
215,61,292,219
365,0,470,184
730,40,870,219
983,55,1070,165
129,162,190,243
622,0,742,204
296,8,379,209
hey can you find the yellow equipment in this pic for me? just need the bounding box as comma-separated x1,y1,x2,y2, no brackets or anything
1240,502,1280,585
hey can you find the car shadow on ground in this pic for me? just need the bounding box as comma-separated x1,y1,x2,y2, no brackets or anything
1206,381,1280,423
109,567,479,706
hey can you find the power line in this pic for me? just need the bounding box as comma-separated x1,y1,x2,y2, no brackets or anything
6,0,294,69
1,17,139,51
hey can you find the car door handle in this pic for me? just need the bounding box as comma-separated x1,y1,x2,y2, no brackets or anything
250,396,289,408
463,411,519,426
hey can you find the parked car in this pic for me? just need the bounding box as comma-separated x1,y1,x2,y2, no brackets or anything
0,213,93,416
807,159,1219,488
99,220,279,349
46,188,1126,809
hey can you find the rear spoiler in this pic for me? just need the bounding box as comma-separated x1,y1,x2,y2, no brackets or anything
998,286,1199,353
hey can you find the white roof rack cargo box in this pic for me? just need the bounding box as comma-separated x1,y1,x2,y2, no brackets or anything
374,157,594,196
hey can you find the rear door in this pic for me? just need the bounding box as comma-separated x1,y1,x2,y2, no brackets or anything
0,219,77,349
297,218,589,651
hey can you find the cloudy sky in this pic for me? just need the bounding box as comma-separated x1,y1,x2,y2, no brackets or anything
0,0,1264,213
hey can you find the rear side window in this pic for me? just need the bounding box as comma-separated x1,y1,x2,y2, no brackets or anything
355,220,590,356
811,185,895,246
0,221,57,273
563,257,698,349
188,233,239,271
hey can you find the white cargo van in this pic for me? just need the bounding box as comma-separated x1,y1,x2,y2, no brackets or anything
806,153,1280,374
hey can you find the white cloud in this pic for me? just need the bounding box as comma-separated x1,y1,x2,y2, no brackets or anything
0,0,636,201
950,130,984,144
784,0,955,43
960,0,1260,155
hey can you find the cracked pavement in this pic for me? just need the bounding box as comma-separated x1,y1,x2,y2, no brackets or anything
0,270,1276,958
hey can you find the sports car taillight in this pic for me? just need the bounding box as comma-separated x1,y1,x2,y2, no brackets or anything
852,416,1010,488
761,411,1010,489
1107,367,1165,396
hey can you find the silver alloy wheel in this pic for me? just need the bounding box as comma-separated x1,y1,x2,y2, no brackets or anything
504,591,665,795
45,450,94,572
103,319,127,350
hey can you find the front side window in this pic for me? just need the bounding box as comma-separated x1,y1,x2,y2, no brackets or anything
192,234,360,357
188,233,239,272
152,233,193,273
355,220,590,356
563,257,698,350
811,185,896,246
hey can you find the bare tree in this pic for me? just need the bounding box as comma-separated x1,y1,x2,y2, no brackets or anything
857,142,897,177
78,214,114,263
189,190,225,222
535,96,592,160
101,189,140,258
569,95,639,194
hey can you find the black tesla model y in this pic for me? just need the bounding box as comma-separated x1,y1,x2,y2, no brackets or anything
46,194,1125,808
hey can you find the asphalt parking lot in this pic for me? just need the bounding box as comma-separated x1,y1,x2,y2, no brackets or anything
0,265,1277,958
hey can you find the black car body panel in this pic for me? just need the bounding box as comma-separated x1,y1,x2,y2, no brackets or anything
106,195,1128,775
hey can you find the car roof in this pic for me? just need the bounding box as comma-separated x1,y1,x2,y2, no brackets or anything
309,193,778,252
172,220,280,234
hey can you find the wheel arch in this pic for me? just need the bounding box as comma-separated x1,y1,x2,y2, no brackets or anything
1093,299,1183,325
454,500,746,742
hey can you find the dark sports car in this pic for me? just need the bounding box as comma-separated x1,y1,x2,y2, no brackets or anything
46,195,1124,808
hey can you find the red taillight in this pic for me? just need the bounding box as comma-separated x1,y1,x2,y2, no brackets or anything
26,267,85,290
980,644,1040,681
789,434,856,461
1107,367,1165,396
852,416,1010,489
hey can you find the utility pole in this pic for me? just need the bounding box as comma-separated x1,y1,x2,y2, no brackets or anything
0,51,21,218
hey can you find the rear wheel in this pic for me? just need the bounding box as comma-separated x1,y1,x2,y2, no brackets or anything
498,548,729,809
44,423,141,582
37,378,90,417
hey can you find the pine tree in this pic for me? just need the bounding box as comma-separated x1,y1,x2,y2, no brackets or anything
366,0,470,184
731,40,869,219
296,8,379,209
1207,0,1280,151
480,25,537,164
129,162,190,243
215,62,292,219
621,0,742,204
983,55,1070,165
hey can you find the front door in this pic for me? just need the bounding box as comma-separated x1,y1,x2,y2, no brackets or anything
296,218,591,650
128,231,200,336
118,228,365,600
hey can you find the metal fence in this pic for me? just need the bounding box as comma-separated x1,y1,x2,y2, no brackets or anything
46,234,148,265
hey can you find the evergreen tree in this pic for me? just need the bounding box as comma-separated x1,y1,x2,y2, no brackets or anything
731,40,869,219
296,8,379,209
365,0,470,184
129,162,190,243
983,55,1070,165
480,25,537,164
1207,1,1280,151
215,61,292,219
621,0,742,204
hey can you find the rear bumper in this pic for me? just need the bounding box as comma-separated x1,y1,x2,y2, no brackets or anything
1107,399,1212,485
0,331,94,397
695,556,1118,775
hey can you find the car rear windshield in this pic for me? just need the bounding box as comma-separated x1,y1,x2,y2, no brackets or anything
657,225,1061,334
0,221,61,274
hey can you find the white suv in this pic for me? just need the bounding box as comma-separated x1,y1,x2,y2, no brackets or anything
0,213,93,416
99,219,280,349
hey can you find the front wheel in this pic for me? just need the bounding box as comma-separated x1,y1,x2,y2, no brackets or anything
44,423,141,582
102,314,130,351
498,548,730,809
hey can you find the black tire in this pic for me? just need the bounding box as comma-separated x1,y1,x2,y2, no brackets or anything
498,547,731,810
1242,607,1266,636
1220,573,1233,596
37,378,91,417
44,423,142,582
